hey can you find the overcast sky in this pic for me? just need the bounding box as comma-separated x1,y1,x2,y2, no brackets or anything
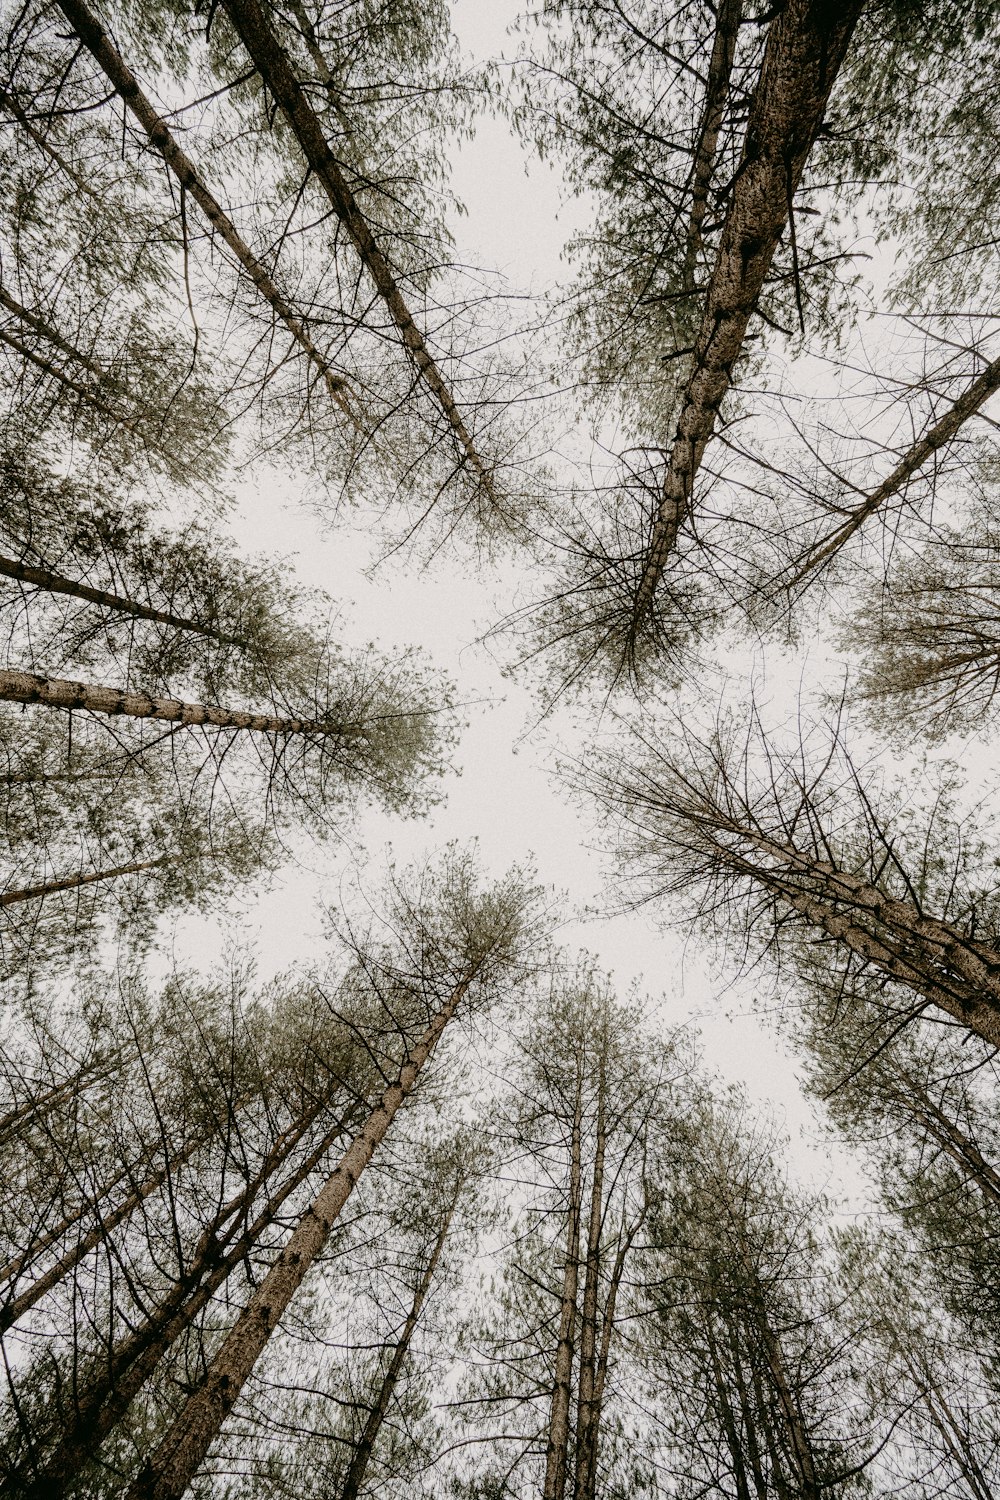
165,0,890,1207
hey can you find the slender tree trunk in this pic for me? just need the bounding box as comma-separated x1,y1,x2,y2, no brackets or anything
898,1081,1000,1208
585,1206,644,1500
542,1071,584,1500
572,1062,605,1500
0,553,247,648
339,1199,456,1500
906,1356,996,1500
682,0,744,294
124,978,471,1500
705,1316,755,1500
0,1049,129,1145
217,0,494,497
0,857,169,908
0,326,130,423
0,669,357,738
0,1140,201,1329
0,288,105,375
19,1095,360,1498
0,84,100,196
633,0,863,629
53,0,353,417
787,350,1000,589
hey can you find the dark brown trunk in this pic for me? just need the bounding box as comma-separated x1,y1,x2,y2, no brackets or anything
682,0,744,294
572,1062,605,1500
634,0,863,627
124,979,470,1500
18,1095,359,1498
543,1070,584,1500
0,553,247,648
0,856,169,908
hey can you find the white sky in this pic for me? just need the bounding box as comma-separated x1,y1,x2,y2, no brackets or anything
166,0,886,1208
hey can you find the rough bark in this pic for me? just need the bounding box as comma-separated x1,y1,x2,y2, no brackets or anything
682,0,744,294
339,1200,456,1500
0,669,358,739
0,856,169,908
0,553,247,648
572,1063,605,1500
124,978,470,1500
542,1071,584,1500
787,350,1000,589
19,1096,359,1498
634,0,864,627
217,0,494,495
53,0,353,416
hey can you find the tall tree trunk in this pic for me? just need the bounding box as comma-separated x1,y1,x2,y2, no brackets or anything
572,1060,605,1500
0,669,359,738
0,1137,201,1328
723,1314,769,1500
584,1206,644,1500
0,326,131,423
0,84,100,196
0,856,169,908
786,350,1000,590
905,1355,996,1500
216,0,495,498
542,1070,584,1500
0,553,247,648
18,1095,360,1498
682,0,744,295
124,977,471,1500
894,1078,1000,1208
0,287,105,375
339,1198,457,1500
705,1316,756,1500
633,0,864,630
53,0,354,417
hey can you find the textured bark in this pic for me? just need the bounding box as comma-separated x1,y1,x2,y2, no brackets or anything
542,1072,584,1500
19,1097,358,1498
0,856,168,908
339,1200,456,1500
634,0,864,625
0,669,357,739
572,1064,605,1500
788,350,1000,589
0,553,247,648
54,0,353,416
125,979,469,1500
217,0,494,495
682,0,744,293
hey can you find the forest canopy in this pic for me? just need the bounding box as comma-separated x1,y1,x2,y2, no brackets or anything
2,1,1000,1497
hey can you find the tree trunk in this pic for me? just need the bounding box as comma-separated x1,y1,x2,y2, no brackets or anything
895,1077,1000,1208
124,978,470,1500
0,287,105,376
572,1061,605,1500
53,0,353,417
542,1070,584,1500
0,1138,200,1327
0,669,358,738
0,553,247,648
339,1199,456,1500
682,0,744,294
0,856,169,908
19,1095,360,1498
705,1316,755,1500
585,1206,644,1500
217,0,494,497
633,0,864,628
787,350,1000,589
0,326,130,423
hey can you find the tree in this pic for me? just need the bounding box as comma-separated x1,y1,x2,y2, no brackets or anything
585,706,1000,1050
